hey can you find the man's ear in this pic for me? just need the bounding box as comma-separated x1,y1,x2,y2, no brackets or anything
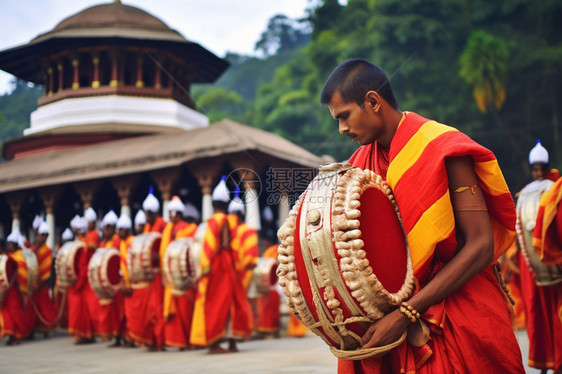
365,90,381,110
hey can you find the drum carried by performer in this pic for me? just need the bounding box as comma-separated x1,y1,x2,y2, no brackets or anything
162,235,202,292
0,254,17,301
55,241,85,288
516,175,562,286
277,163,416,359
128,232,161,284
252,257,279,296
88,247,123,300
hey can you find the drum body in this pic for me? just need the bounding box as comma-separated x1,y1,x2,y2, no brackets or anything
277,163,414,353
252,257,279,296
56,241,84,287
22,248,39,293
516,179,562,285
88,248,122,299
0,254,16,300
162,236,202,291
128,233,161,283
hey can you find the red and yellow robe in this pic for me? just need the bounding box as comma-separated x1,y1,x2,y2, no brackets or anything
190,212,252,346
31,243,57,332
66,235,96,340
84,229,101,336
1,250,34,340
502,241,526,329
127,216,166,348
257,244,280,334
119,234,134,342
340,112,523,374
161,220,198,348
523,177,562,371
95,234,123,340
228,215,259,290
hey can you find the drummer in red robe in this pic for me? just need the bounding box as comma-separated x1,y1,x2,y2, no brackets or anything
84,207,102,339
518,141,562,373
115,213,134,347
30,222,57,336
321,59,524,373
65,215,96,344
95,210,125,346
128,188,166,351
161,196,198,350
1,230,33,345
191,177,253,353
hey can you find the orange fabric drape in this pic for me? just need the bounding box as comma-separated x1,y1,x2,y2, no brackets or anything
257,245,280,333
30,243,57,332
340,112,523,374
190,213,252,346
161,220,198,348
229,215,259,290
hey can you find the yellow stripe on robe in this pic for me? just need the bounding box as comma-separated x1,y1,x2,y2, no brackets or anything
387,121,456,188
407,192,455,271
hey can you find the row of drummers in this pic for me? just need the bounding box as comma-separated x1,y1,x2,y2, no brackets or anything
0,181,291,349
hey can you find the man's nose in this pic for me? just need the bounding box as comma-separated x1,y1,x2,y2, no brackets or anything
339,121,349,134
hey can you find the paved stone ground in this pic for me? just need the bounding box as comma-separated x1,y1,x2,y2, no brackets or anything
0,329,539,373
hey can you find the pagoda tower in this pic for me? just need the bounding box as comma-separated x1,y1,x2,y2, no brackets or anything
0,0,228,160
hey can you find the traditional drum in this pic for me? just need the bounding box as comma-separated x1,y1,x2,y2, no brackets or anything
162,235,203,291
55,241,84,288
0,254,17,301
277,163,415,359
516,179,562,285
128,232,161,283
252,257,279,296
88,248,122,299
22,248,39,293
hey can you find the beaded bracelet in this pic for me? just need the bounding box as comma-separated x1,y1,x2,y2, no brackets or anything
399,301,421,323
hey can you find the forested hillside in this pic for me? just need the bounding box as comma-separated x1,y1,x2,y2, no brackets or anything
1,0,560,191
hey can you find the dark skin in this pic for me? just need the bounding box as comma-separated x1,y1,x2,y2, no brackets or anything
328,89,495,349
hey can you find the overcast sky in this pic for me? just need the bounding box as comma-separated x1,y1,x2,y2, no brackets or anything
0,0,316,94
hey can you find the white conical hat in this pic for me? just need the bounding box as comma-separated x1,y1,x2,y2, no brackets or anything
143,186,160,212
262,206,274,222
117,214,132,230
70,215,81,229
529,140,549,165
6,228,22,244
227,186,244,214
183,203,200,221
77,217,88,233
212,176,230,203
61,228,74,241
32,215,43,230
101,210,118,228
84,207,97,222
168,195,185,214
38,222,50,235
134,210,146,226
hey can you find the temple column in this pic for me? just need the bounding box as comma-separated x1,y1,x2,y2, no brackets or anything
47,67,53,96
110,174,140,218
278,189,290,228
57,62,64,92
232,160,262,230
72,58,79,90
242,180,261,230
38,186,63,252
135,53,144,88
6,191,27,234
154,57,162,89
92,53,100,89
190,165,220,222
73,180,102,212
149,167,181,222
110,50,119,87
